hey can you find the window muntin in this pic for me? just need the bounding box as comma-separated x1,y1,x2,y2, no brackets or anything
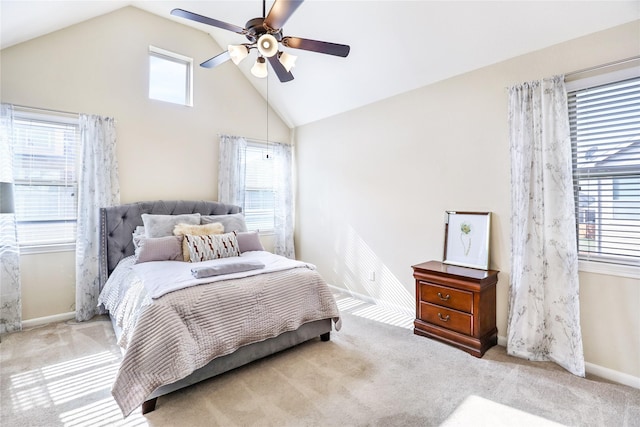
244,143,275,232
12,112,80,248
149,46,193,106
569,75,640,267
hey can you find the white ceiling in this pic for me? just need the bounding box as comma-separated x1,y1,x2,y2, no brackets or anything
1,1,639,127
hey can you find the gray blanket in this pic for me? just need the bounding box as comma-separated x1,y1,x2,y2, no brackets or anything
106,264,341,416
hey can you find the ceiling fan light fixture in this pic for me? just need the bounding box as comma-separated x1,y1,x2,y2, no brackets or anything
228,44,249,65
257,34,278,57
251,57,268,78
278,51,297,72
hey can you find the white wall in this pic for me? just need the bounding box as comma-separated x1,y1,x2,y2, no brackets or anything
295,21,640,379
0,6,290,320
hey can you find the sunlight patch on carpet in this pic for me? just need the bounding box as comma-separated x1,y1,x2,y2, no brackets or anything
335,294,414,329
59,397,147,427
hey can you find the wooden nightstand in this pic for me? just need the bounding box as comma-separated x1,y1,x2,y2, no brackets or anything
412,261,498,358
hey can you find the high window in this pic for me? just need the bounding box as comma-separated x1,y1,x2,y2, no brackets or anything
244,142,276,232
149,46,193,106
12,110,80,249
568,70,640,268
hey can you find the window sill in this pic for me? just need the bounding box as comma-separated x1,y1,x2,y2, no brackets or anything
578,260,640,280
20,243,75,255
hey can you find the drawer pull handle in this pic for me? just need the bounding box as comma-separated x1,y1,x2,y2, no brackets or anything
437,292,451,301
438,313,450,322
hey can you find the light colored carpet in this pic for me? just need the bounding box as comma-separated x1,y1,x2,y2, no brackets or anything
1,293,639,427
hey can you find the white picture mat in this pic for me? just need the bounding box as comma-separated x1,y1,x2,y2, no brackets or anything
444,212,490,269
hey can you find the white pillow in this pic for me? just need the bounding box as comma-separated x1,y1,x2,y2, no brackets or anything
200,213,248,232
142,213,201,238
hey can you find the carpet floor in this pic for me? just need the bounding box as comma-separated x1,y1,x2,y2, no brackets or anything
1,293,639,427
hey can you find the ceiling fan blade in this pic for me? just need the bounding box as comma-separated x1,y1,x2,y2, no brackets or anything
282,37,350,57
263,0,304,30
200,51,231,68
171,8,246,34
267,55,294,83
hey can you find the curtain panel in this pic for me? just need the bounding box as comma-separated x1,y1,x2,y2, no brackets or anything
75,114,120,322
218,135,295,258
218,135,247,209
0,104,22,334
507,76,585,376
271,142,295,259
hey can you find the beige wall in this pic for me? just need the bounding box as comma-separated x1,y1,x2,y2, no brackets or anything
1,6,289,320
295,20,640,379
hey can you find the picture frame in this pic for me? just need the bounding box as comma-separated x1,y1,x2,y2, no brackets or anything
443,211,491,270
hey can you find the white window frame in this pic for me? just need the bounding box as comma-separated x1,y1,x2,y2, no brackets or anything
244,141,277,234
12,109,80,254
148,46,193,107
566,66,640,279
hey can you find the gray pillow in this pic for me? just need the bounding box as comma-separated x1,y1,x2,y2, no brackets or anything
191,260,265,279
201,213,248,232
142,213,201,238
236,231,265,253
135,236,183,263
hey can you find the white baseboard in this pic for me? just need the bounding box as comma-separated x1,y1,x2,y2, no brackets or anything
495,335,638,389
22,311,76,329
585,361,640,389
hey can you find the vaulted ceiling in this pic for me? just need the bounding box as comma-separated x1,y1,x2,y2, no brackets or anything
1,1,638,127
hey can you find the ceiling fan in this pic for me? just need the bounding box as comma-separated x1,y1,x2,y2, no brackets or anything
171,0,350,83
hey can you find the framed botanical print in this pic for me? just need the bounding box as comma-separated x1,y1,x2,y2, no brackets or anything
443,211,491,270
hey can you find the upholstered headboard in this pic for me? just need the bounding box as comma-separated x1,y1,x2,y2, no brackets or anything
99,200,242,290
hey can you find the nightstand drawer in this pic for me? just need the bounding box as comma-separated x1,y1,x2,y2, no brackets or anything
419,282,472,313
419,302,472,335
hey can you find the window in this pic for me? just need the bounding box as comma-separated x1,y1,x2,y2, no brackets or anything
149,46,193,106
568,71,640,267
244,142,276,232
12,110,80,249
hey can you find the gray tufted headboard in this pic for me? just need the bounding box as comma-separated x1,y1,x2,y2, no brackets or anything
99,200,242,290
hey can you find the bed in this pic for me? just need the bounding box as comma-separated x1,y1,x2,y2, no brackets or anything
97,200,340,416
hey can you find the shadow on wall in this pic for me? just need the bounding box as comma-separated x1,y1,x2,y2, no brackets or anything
331,224,414,315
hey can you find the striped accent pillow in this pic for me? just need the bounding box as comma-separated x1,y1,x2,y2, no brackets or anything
185,232,241,262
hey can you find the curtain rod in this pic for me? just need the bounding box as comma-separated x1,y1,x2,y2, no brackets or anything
565,55,640,78
11,104,79,117
217,134,283,145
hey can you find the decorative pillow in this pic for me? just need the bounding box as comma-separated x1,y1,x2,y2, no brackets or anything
236,231,265,253
134,236,183,264
142,213,201,238
184,232,241,262
173,222,225,261
200,213,248,233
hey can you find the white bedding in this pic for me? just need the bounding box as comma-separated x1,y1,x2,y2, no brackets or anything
131,250,316,298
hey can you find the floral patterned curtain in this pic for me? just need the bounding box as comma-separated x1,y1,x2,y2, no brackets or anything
75,114,120,322
218,135,247,208
0,104,22,334
507,76,585,376
271,141,295,259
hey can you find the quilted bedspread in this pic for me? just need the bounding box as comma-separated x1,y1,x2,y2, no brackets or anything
100,258,341,416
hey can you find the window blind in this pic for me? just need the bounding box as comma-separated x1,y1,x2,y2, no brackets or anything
244,143,276,232
12,112,80,247
568,75,640,266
